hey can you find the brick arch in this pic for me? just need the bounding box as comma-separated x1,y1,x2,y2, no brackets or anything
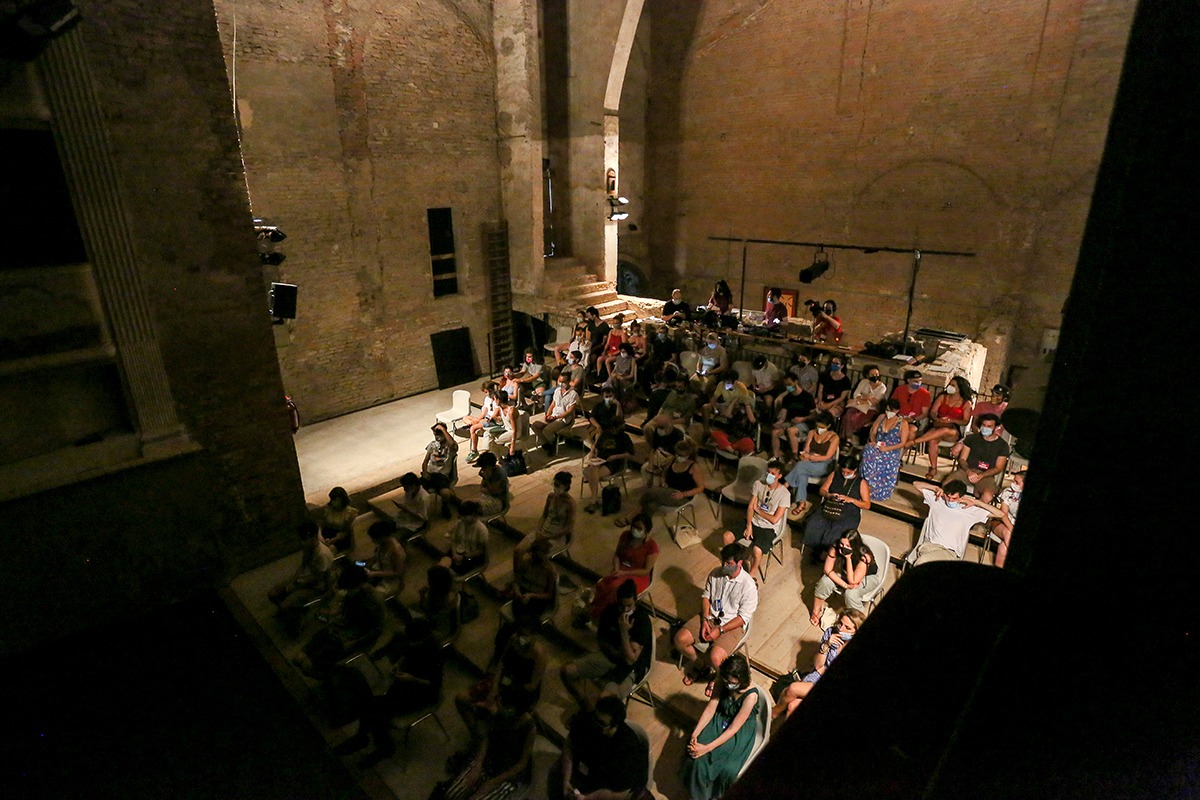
854,159,1009,212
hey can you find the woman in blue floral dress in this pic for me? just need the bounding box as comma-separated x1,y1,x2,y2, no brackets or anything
859,399,912,500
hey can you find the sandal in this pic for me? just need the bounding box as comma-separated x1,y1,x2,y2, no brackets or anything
704,680,715,698
682,672,696,686
585,502,601,514
809,607,822,626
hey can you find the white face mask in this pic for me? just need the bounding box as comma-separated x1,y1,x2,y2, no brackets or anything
945,386,958,395
725,682,740,692
765,473,777,484
817,425,828,432
885,411,897,419
630,527,646,539
708,342,718,349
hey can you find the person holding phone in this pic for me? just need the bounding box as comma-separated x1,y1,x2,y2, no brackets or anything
809,529,878,623
772,609,865,720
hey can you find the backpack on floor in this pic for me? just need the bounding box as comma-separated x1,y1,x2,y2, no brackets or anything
601,484,622,515
500,450,527,477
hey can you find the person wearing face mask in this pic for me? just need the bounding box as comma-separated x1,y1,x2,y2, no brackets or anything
788,353,820,396
464,381,503,464
494,538,558,658
684,653,761,800
911,375,974,479
988,467,1025,568
772,610,865,720
515,472,576,561
532,375,579,449
585,306,610,374
784,411,840,515
702,376,755,430
566,351,589,395
641,378,697,449
586,514,660,621
944,412,1010,503
722,460,790,576
890,369,932,424
457,616,546,744
858,398,912,500
422,424,460,517
617,438,706,525
594,313,627,380
810,529,877,624
840,365,889,441
771,375,818,460
563,579,653,711
691,332,729,395
662,287,692,326
804,453,872,563
950,384,1009,461
815,356,852,419
554,308,591,365
811,299,843,343
514,346,548,404
674,543,758,689
764,287,788,329
907,479,1004,565
749,355,783,414
587,387,625,440
582,426,635,514
553,695,650,800
602,342,639,399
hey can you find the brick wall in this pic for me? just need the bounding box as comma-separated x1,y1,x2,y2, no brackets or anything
212,0,502,421
2,0,306,652
641,0,1136,377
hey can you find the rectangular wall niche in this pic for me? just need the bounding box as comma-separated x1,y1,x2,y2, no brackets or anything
428,207,458,297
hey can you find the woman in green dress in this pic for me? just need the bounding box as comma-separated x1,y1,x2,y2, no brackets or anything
684,654,761,800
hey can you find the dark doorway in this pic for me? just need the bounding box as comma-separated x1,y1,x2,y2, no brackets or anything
430,327,477,389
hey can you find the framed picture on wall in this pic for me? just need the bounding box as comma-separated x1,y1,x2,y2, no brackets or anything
763,287,799,318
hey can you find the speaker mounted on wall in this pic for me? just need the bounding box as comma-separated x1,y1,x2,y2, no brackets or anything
269,283,297,321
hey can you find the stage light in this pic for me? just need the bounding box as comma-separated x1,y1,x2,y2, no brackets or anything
254,219,287,266
607,195,630,221
799,248,829,283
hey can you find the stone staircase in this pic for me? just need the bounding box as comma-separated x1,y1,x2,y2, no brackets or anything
541,256,632,322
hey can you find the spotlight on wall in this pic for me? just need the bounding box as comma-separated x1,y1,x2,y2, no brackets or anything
798,248,830,283
607,196,630,221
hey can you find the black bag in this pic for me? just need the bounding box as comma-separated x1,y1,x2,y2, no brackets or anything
459,590,480,624
500,450,527,477
821,497,846,520
601,484,622,515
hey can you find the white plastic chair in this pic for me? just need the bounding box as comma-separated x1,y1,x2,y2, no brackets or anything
679,351,700,375
626,628,657,709
730,360,753,386
736,683,774,778
857,534,891,613
718,456,768,509
435,390,471,429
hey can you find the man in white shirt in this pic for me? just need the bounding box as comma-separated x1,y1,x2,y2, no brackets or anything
391,472,431,534
532,374,580,448
723,460,790,576
673,543,759,684
908,479,1004,565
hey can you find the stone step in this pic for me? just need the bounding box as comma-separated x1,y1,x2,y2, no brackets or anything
552,280,611,298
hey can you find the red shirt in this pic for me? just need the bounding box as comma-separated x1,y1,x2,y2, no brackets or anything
814,315,843,343
891,384,932,419
615,533,660,572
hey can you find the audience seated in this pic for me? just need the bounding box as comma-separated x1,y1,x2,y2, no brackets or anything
440,501,489,577
944,413,1010,503
702,376,755,430
497,365,522,406
268,522,333,635
563,579,653,711
391,472,431,535
587,385,626,439
804,453,872,563
911,375,975,478
552,695,650,800
858,399,911,501
787,353,820,397
514,347,549,406
815,355,852,419
364,519,406,599
990,466,1024,568
626,320,646,361
490,392,520,457
402,564,460,645
515,472,576,560
457,617,546,742
839,363,887,441
422,423,459,517
722,460,789,576
891,369,932,426
532,375,579,449
582,427,636,514
443,689,538,800
554,309,591,365
595,313,627,379
464,382,503,463
566,350,589,395
691,332,729,395
683,653,761,800
603,342,639,402
710,401,758,457
809,530,879,622
293,564,385,680
641,378,696,449
662,288,692,326
643,325,680,394
907,479,1004,565
464,452,510,518
673,543,758,690
948,383,1008,462
333,617,445,766
783,410,840,515
494,538,557,655
319,486,358,554
586,515,659,621
707,280,733,318
616,438,705,525
749,355,783,415
772,609,864,720
586,307,611,372
770,375,817,460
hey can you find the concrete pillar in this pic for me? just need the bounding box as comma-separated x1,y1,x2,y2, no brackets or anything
603,114,620,282
495,0,545,294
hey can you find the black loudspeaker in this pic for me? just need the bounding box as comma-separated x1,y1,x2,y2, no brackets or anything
269,283,297,319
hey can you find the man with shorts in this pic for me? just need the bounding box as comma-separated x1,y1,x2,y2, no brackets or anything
673,543,758,685
722,459,789,576
421,423,459,517
561,579,652,712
